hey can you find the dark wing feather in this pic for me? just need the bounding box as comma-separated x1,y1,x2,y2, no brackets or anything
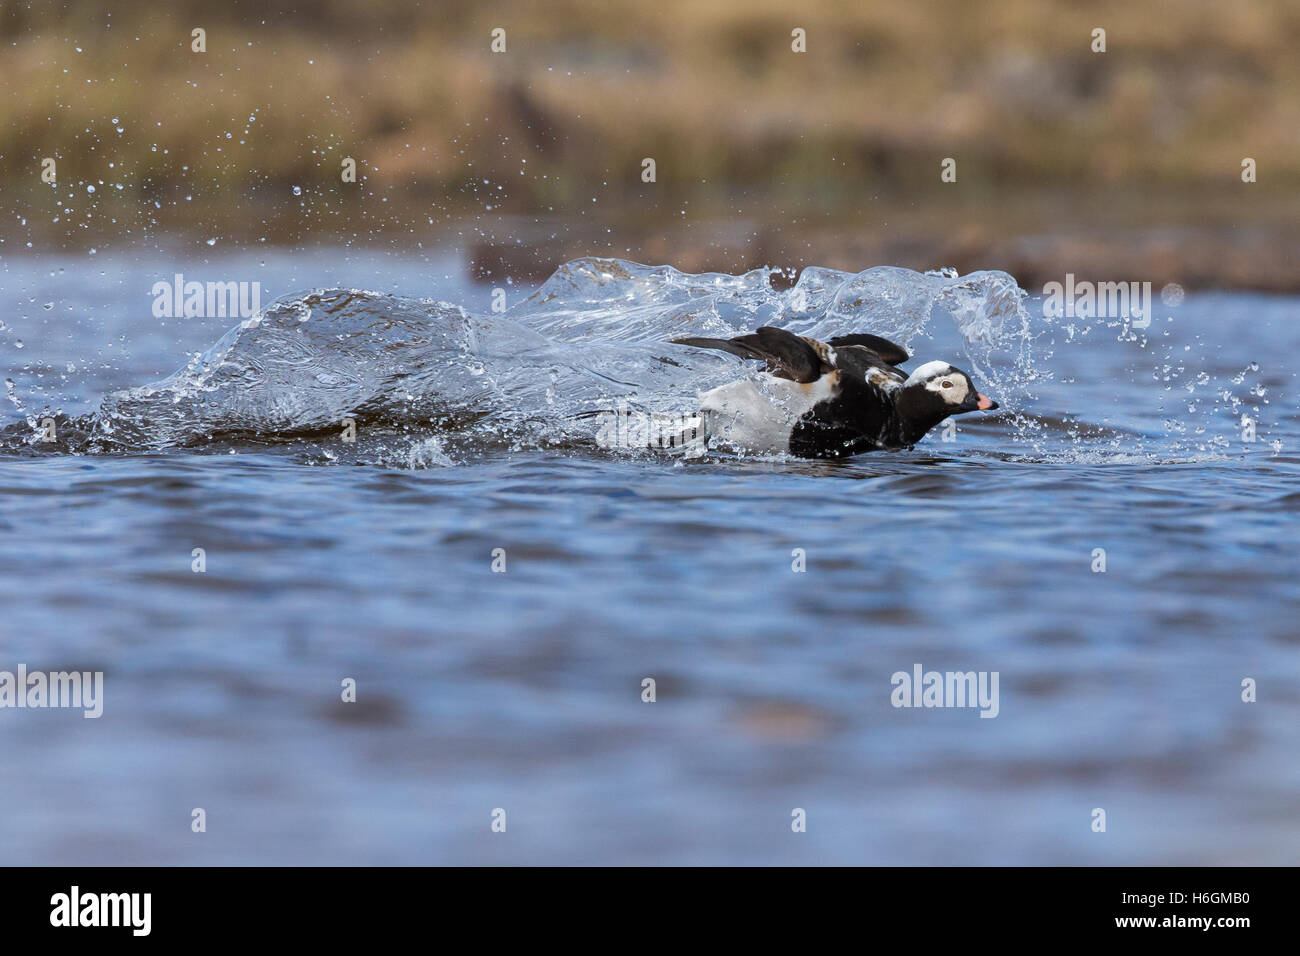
671,326,828,383
826,333,909,365
831,345,908,390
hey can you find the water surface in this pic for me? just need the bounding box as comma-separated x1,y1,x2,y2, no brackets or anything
1,250,1296,864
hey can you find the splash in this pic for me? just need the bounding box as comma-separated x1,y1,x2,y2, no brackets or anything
5,258,1044,460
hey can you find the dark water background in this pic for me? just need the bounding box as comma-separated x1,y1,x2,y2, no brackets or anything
1,249,1297,864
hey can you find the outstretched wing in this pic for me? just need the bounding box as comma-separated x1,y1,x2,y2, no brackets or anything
671,326,830,383
829,344,908,393
826,333,909,366
672,326,910,394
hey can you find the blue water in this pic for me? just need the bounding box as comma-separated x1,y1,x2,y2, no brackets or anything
1,249,1297,864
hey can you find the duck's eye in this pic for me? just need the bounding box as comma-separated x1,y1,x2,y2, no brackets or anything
941,380,953,388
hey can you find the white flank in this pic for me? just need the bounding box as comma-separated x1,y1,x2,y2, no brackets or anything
698,373,837,454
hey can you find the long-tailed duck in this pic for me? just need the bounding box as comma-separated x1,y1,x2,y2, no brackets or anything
672,326,998,458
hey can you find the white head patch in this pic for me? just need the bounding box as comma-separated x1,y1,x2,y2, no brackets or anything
905,361,969,405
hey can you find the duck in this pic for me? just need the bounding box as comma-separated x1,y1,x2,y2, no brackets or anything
671,326,998,458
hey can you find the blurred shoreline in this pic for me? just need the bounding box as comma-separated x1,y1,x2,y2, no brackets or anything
4,0,1299,290
6,190,1300,293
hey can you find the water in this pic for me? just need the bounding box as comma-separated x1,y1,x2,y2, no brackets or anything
1,249,1297,864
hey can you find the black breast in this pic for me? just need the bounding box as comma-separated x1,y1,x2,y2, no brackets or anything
788,419,880,458
788,378,899,458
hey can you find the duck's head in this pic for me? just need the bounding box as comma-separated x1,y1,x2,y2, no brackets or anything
895,360,998,438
